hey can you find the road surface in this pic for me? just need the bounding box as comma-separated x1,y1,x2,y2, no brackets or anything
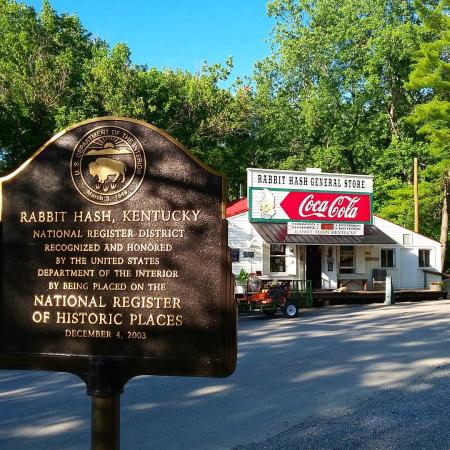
1,300,449,449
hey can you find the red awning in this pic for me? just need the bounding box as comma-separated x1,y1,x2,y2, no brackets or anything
226,198,248,218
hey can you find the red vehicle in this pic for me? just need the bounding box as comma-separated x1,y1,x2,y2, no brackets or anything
237,277,302,318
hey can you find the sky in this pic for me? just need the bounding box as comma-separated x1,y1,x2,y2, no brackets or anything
22,0,275,85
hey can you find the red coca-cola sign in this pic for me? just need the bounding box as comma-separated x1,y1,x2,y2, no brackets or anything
280,191,372,223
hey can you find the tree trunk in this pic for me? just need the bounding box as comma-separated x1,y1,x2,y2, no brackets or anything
386,103,400,139
440,172,450,271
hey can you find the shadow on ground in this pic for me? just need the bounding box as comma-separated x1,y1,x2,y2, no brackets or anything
233,362,450,450
0,300,449,449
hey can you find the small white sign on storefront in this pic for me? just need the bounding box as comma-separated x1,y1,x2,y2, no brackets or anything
287,222,364,236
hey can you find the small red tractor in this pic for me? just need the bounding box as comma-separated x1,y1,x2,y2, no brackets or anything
236,277,312,318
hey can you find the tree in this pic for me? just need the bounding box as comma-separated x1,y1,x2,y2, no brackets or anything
406,0,450,269
0,0,92,171
251,0,449,245
0,0,255,199
255,0,425,175
407,0,450,153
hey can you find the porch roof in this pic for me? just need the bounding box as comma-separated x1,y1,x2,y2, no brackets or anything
252,223,397,245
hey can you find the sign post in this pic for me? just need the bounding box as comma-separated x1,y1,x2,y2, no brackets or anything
88,359,122,450
0,117,237,449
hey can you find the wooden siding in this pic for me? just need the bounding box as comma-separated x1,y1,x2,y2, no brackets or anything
227,213,442,289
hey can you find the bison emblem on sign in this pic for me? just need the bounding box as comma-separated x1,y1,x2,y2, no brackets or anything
71,126,145,205
88,157,127,185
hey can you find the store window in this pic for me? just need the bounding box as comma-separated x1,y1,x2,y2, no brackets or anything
381,248,396,268
339,246,354,273
419,249,431,268
270,244,286,272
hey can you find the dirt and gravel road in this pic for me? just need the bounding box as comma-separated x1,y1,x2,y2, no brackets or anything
1,300,449,449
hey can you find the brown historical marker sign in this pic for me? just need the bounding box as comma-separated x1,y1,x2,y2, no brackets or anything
0,117,236,385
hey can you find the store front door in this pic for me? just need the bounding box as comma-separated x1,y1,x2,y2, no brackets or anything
306,246,322,288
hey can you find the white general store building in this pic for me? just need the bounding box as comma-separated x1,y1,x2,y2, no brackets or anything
227,168,442,290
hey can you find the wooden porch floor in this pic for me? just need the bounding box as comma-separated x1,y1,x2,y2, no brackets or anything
312,289,446,306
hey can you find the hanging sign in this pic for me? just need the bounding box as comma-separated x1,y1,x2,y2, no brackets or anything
247,168,373,224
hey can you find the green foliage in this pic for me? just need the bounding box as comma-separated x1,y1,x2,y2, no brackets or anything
371,138,438,211
0,0,448,244
0,0,92,170
404,0,450,250
377,158,448,241
260,0,424,175
237,269,249,283
256,0,447,240
0,1,255,199
406,0,450,154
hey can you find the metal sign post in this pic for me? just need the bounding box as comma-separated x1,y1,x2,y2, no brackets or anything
87,359,124,450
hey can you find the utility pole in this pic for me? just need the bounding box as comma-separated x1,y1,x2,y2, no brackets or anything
414,157,419,233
